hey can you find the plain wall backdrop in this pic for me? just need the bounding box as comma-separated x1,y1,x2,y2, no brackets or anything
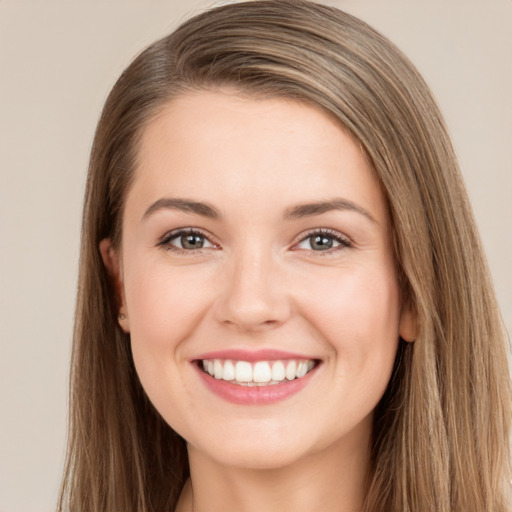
0,1,511,511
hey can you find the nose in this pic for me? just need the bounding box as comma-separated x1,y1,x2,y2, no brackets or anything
214,247,291,332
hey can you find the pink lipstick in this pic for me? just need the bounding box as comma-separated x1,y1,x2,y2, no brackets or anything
193,349,319,405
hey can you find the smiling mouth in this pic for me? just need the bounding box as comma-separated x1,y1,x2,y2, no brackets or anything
198,358,319,386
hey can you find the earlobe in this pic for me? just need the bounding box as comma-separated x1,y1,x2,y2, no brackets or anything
99,238,130,332
399,304,417,343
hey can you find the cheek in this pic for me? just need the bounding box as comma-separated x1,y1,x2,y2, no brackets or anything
122,258,216,433
299,263,401,379
123,256,214,361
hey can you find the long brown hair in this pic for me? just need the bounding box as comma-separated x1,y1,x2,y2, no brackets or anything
58,1,511,511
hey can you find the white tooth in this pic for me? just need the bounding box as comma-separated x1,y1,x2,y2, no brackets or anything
253,361,272,383
207,360,214,376
202,360,208,372
222,360,235,381
285,360,297,380
235,361,253,382
296,361,308,378
214,359,223,379
307,360,315,372
271,361,285,382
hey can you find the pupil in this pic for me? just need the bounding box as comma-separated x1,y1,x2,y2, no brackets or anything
311,235,333,250
181,234,204,249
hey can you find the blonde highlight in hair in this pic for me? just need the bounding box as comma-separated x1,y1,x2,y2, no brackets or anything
59,1,511,511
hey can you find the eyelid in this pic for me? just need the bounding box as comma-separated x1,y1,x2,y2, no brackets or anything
157,227,220,252
156,226,351,254
291,228,352,252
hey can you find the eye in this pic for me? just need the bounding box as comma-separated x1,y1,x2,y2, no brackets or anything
294,230,351,252
158,229,217,252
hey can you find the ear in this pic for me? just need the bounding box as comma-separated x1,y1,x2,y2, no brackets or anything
99,238,130,333
399,303,417,343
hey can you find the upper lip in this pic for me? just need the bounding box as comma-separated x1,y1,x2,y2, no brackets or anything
193,349,318,362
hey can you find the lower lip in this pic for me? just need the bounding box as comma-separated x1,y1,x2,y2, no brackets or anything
195,364,318,405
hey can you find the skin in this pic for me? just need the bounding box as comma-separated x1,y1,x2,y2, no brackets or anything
101,90,416,512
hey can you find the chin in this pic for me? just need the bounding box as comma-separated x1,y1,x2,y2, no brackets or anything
184,413,357,472
196,440,312,471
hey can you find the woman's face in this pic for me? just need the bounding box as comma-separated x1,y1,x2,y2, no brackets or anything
106,90,414,470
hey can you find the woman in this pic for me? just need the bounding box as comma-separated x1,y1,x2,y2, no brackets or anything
58,1,511,511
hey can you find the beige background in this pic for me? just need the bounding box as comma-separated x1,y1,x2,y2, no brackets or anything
0,1,510,511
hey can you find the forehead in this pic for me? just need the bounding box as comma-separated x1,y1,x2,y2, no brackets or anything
128,89,388,224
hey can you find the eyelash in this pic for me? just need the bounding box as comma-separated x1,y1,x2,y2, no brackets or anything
293,228,352,255
157,228,352,255
157,228,217,255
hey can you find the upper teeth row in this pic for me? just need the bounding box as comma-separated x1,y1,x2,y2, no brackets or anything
202,359,315,385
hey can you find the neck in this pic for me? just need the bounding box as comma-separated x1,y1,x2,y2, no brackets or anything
176,433,371,512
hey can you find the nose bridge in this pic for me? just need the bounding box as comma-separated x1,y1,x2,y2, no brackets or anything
215,241,290,330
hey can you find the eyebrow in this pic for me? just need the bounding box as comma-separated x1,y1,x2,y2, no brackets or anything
142,196,377,224
142,198,221,220
284,198,378,224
